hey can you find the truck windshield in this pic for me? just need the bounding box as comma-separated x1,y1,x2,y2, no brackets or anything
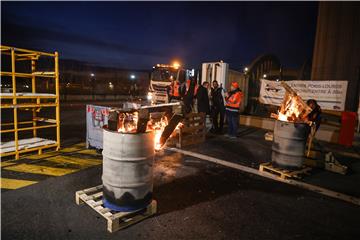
151,68,178,82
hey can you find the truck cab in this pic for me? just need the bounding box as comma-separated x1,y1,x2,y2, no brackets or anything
148,64,191,104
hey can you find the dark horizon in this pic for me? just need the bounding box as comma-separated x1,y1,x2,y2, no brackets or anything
2,1,318,70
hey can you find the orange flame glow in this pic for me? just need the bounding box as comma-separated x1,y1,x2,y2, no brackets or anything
153,116,169,151
117,112,138,133
114,111,181,150
277,95,309,122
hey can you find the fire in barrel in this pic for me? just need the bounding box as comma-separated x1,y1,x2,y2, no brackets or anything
271,82,313,169
102,106,181,211
102,128,155,211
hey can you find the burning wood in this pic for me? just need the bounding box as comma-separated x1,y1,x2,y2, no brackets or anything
107,107,182,151
272,81,312,123
117,112,139,133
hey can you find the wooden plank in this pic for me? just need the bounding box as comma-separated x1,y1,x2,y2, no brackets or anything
108,200,157,233
165,147,360,206
180,125,205,134
184,112,205,119
75,185,157,233
259,162,311,180
183,118,205,125
83,185,103,194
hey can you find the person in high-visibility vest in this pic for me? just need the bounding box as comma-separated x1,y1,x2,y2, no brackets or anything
168,80,182,102
225,82,243,138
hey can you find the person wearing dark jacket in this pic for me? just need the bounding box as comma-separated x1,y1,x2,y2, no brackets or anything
211,80,225,134
196,81,210,114
306,99,322,131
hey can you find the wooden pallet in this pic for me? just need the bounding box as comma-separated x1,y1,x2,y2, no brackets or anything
75,185,157,233
167,112,206,148
259,162,312,179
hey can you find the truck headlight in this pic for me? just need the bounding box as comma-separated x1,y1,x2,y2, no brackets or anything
147,92,153,100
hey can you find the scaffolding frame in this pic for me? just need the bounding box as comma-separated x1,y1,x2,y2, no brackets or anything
0,45,60,159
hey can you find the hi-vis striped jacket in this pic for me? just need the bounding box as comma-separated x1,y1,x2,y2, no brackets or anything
225,90,243,112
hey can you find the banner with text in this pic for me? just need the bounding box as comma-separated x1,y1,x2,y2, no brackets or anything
259,79,348,111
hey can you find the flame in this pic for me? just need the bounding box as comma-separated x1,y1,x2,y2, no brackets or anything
277,95,308,122
117,112,138,133
114,111,181,150
277,96,300,122
273,81,312,123
151,116,169,151
278,112,288,122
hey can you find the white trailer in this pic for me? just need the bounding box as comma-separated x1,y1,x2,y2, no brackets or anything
201,61,249,112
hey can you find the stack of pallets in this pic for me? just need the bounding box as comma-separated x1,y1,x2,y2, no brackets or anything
168,112,206,148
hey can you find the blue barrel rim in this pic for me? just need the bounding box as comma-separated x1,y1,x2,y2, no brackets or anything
103,197,151,212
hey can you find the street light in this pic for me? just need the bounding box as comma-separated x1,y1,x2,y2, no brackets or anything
130,74,136,80
244,67,248,73
90,73,95,77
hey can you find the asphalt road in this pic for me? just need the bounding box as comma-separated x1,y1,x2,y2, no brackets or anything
2,104,360,239
2,152,360,240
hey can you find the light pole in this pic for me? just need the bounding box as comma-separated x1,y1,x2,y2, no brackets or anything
90,73,95,100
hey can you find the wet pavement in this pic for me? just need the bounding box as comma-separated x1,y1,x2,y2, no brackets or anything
2,104,360,239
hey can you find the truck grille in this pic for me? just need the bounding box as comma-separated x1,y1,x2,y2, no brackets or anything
152,84,168,92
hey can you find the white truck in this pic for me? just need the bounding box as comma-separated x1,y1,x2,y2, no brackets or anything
147,63,193,104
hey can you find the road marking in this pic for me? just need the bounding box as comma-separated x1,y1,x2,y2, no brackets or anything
60,143,86,153
1,160,18,168
1,178,38,189
25,152,58,160
4,163,77,176
166,147,360,206
60,147,83,153
46,155,102,168
77,149,101,155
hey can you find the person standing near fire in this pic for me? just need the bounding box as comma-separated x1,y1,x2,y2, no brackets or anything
168,79,182,102
196,81,210,115
210,80,225,134
306,99,322,131
225,82,243,138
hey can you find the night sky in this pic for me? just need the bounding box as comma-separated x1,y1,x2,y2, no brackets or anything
2,1,318,70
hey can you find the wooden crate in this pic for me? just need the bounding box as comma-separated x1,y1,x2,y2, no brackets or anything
167,112,206,148
75,185,157,233
259,162,312,180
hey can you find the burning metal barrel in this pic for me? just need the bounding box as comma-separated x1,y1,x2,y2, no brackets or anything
102,128,155,212
272,120,308,169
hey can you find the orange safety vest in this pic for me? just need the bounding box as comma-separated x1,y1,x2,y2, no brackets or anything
185,79,198,96
170,81,180,97
225,90,243,112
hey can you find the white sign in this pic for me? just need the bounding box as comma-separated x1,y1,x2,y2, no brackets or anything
259,79,348,111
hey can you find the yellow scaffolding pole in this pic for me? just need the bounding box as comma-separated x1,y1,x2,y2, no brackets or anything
32,59,37,138
11,48,19,159
55,51,61,151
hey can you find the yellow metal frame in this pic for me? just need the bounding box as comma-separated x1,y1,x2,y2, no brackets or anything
0,45,60,159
